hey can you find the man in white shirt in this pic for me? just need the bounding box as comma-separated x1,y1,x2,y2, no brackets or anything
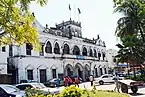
89,75,94,86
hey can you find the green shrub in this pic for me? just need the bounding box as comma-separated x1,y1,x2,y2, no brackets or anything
25,85,129,97
82,88,90,97
59,85,83,97
127,75,145,82
25,88,55,97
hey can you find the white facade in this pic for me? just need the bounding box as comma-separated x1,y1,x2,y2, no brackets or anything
106,49,118,68
0,46,9,74
1,18,109,83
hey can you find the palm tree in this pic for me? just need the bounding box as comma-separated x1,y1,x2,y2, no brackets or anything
115,42,131,76
114,0,145,41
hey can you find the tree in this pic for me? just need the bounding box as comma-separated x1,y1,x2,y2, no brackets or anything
0,0,47,50
115,35,145,77
114,0,145,41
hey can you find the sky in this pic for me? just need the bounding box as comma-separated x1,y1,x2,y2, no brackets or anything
30,0,122,50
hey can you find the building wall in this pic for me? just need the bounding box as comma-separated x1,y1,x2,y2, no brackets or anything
0,45,9,74
2,19,109,83
106,49,118,68
12,56,108,83
10,32,108,83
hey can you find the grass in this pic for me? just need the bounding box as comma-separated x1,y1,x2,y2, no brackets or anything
86,90,129,97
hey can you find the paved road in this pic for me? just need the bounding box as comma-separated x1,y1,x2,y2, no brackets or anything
49,82,145,97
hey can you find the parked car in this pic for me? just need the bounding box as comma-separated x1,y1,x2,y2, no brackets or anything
0,84,25,97
117,73,127,77
94,74,122,85
94,74,114,85
20,79,38,83
16,83,60,94
44,78,64,87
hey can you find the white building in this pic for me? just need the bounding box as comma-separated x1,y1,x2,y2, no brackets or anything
1,17,109,83
0,46,9,74
106,49,118,68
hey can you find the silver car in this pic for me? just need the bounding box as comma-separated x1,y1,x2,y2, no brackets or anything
0,84,25,97
16,83,60,94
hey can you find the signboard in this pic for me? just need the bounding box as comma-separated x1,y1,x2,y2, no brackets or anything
117,64,127,67
76,55,84,60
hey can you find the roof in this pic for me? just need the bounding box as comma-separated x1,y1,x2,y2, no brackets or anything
0,84,11,87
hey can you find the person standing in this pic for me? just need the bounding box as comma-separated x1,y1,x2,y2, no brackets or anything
74,76,79,87
64,76,69,87
56,78,60,88
114,74,120,92
68,76,72,86
89,75,94,86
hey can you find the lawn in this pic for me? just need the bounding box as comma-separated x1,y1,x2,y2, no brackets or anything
85,90,129,97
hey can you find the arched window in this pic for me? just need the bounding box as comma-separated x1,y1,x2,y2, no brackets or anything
82,47,87,56
26,43,33,55
73,45,80,55
54,42,60,54
89,49,93,57
45,41,52,53
94,49,97,57
98,52,101,60
40,44,44,56
63,44,70,54
102,52,106,60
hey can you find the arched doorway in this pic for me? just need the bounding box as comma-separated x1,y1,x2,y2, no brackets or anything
64,64,73,77
75,63,83,79
85,65,90,76
84,65,91,81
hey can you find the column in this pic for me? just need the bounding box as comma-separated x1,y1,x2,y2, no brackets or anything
33,68,38,82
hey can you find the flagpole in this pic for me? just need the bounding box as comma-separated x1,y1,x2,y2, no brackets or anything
77,8,81,22
78,12,80,22
74,4,76,21
69,4,71,20
70,9,71,20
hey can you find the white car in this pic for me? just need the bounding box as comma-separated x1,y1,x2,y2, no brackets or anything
0,84,25,97
16,83,60,94
94,74,115,85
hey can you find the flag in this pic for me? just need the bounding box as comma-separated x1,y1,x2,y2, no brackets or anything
78,8,81,14
69,4,71,10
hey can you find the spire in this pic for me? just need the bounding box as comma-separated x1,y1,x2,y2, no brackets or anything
46,24,48,28
97,34,100,39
